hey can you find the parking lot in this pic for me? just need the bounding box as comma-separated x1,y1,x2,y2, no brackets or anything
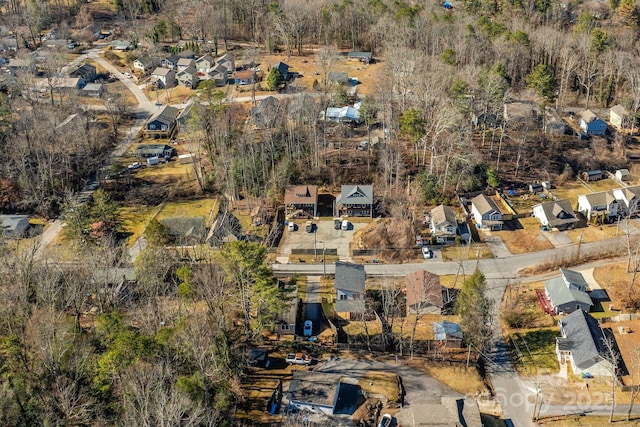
277,219,370,263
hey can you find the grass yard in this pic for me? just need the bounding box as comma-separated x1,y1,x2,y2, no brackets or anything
586,177,619,192
550,182,590,206
566,222,625,244
440,243,493,261
155,198,219,226
501,281,556,332
105,80,138,106
358,371,402,403
439,274,466,289
144,85,194,106
593,263,638,312
508,328,560,374
119,204,159,247
407,362,487,395
494,217,555,254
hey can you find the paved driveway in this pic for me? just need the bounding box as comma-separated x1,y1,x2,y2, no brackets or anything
541,230,573,247
278,219,369,262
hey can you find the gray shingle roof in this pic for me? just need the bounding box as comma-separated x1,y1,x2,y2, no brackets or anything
335,298,365,313
430,204,457,228
471,193,501,216
579,109,600,124
0,214,29,236
534,199,578,228
334,261,365,293
560,268,588,288
557,309,609,370
148,106,180,126
545,277,593,308
581,191,616,207
336,185,373,206
287,371,342,408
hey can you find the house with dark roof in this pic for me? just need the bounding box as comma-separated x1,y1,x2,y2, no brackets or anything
217,53,235,75
0,214,29,237
544,268,593,314
406,270,443,315
347,51,372,64
80,83,105,98
430,204,458,243
578,110,607,136
64,63,96,82
143,106,180,139
133,57,158,72
335,185,373,217
335,261,365,317
272,61,290,80
195,54,215,74
556,309,615,376
151,67,176,88
135,144,175,159
284,185,318,219
532,198,579,230
161,56,179,70
208,63,228,86
614,185,640,217
286,371,344,415
470,194,503,230
577,191,620,222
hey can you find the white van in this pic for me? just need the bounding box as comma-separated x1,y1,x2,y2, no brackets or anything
341,219,349,231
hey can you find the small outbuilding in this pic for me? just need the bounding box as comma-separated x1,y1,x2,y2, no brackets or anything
616,169,630,182
582,170,603,182
0,214,29,237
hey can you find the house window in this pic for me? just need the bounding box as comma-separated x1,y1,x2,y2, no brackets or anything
576,304,580,311
339,294,347,300
161,125,168,131
281,324,289,330
149,124,156,130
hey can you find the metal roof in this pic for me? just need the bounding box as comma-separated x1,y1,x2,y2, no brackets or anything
434,321,463,340
336,185,373,206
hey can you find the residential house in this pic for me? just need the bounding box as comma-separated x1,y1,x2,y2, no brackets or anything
578,110,607,136
195,54,215,75
51,77,85,92
284,185,318,219
0,37,17,52
176,102,193,126
133,57,157,73
80,83,105,98
429,204,458,243
6,58,32,74
272,61,290,80
556,309,615,376
0,214,29,237
135,143,175,159
470,194,503,230
544,268,593,314
234,69,263,85
286,371,344,415
159,217,206,245
406,270,443,315
614,185,640,217
335,184,373,217
347,51,372,64
328,72,349,85
217,53,235,75
323,102,361,124
615,169,630,182
151,67,176,88
64,63,96,82
161,56,179,70
176,65,199,89
207,63,228,86
581,170,603,181
143,106,180,139
177,49,195,59
109,40,131,51
433,321,463,342
334,261,366,317
176,58,195,72
577,191,620,222
532,199,579,231
273,287,298,336
610,104,627,131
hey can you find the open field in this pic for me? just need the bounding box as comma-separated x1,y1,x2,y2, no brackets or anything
550,182,591,206
566,221,626,244
586,177,620,192
359,371,401,402
494,217,555,254
119,204,159,247
406,362,487,396
154,198,219,226
441,243,493,261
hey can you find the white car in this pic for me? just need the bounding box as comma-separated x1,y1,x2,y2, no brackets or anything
378,414,393,427
422,246,433,259
303,320,313,336
288,222,296,231
123,72,133,78
127,162,141,170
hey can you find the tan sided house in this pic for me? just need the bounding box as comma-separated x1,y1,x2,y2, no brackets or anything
284,185,318,219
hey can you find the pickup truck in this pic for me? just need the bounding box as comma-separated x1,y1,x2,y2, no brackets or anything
285,353,312,365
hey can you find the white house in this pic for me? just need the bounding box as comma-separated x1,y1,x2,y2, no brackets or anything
613,185,640,217
470,194,503,230
556,309,614,377
610,104,627,131
577,190,620,222
532,199,578,230
615,169,630,182
430,204,458,243
151,67,176,88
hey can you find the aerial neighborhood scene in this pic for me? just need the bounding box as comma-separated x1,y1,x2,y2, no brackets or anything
7,0,640,426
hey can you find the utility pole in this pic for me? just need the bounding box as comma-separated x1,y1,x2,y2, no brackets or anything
323,243,326,278
576,231,585,259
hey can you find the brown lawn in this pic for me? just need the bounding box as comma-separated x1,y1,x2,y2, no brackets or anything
566,222,626,244
587,177,620,192
601,319,640,387
593,263,638,311
494,217,555,254
406,361,487,395
549,181,591,207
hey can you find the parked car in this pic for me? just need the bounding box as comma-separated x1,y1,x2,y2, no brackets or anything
285,353,312,365
422,246,433,259
123,72,133,78
378,414,393,427
334,218,342,230
357,140,368,150
288,222,296,232
305,221,314,233
303,320,313,336
416,235,424,248
127,162,141,170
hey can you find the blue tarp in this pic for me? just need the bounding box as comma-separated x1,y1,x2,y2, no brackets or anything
443,1,453,8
